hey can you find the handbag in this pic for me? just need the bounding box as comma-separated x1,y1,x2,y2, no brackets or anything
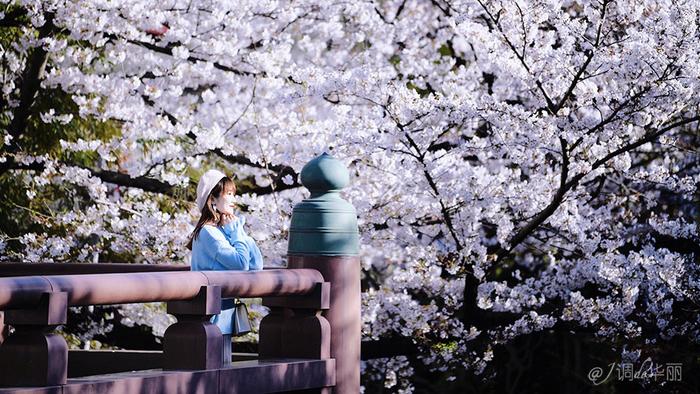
232,299,251,336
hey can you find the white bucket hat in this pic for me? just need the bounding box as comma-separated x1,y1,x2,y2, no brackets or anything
196,169,227,212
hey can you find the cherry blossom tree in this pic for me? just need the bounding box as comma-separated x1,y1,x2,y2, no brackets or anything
1,0,698,391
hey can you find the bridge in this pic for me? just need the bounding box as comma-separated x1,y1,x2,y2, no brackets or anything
0,153,361,393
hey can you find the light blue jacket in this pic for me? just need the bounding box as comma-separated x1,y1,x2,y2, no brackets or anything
191,216,263,334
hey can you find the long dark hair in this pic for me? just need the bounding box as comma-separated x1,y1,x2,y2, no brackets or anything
187,176,237,250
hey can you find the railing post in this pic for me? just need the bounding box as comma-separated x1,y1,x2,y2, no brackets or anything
285,153,361,394
163,285,223,370
0,291,68,387
260,282,331,360
0,311,6,345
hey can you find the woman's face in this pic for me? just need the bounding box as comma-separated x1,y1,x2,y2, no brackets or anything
212,188,236,215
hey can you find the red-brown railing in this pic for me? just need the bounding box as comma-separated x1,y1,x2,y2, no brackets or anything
0,262,190,277
0,269,335,393
0,269,324,308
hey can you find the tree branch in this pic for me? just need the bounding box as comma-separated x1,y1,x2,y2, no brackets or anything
0,7,28,28
0,157,298,197
429,0,452,16
475,0,556,113
104,34,262,77
139,95,299,181
553,52,593,113
492,115,700,269
569,86,652,152
581,115,700,179
0,157,180,196
403,130,464,250
494,137,569,263
6,13,55,152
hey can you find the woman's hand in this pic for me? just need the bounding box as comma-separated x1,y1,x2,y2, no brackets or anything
218,212,237,227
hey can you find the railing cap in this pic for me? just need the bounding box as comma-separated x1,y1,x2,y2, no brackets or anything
289,153,359,256
300,152,349,195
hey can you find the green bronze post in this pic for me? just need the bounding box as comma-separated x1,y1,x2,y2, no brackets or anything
287,153,360,394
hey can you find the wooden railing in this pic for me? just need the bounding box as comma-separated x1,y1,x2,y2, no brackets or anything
0,269,336,393
0,262,190,277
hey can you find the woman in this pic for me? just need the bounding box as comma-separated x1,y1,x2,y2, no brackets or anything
187,169,263,364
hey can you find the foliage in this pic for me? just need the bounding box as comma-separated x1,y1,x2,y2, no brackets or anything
1,0,699,391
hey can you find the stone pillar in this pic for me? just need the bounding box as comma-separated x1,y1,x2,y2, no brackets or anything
287,153,361,394
163,285,223,370
0,291,69,387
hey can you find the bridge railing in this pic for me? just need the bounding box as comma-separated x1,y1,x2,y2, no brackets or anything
0,269,324,308
0,262,190,277
0,269,334,392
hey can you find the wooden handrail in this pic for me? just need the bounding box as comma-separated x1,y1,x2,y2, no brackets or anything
0,269,324,309
0,262,189,277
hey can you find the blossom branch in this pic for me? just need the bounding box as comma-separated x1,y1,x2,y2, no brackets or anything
403,130,464,250
493,115,700,268
104,34,261,77
0,157,297,197
475,0,557,113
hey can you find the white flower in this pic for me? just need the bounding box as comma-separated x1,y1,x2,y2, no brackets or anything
281,174,294,185
172,46,190,60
